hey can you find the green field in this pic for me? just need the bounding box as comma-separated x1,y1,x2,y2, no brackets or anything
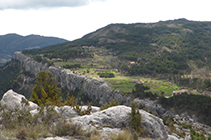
52,47,184,96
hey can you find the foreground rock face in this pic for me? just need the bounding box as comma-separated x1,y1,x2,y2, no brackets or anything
0,89,38,111
72,105,168,139
0,90,175,139
13,51,132,105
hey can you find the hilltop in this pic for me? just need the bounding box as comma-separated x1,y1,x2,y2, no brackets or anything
23,19,211,76
0,33,68,65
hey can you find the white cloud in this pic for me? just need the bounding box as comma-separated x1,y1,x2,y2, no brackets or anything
0,0,106,10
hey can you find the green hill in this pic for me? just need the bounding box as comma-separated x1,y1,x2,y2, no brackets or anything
23,19,211,76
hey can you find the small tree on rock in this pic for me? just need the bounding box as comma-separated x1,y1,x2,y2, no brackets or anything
130,102,142,132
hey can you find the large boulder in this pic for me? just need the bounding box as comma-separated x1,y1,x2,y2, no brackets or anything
0,89,38,111
72,105,168,139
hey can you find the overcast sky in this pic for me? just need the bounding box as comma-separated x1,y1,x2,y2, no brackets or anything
0,0,211,41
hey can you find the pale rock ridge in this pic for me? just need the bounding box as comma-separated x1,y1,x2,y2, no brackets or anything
0,89,38,111
13,51,48,77
13,51,132,105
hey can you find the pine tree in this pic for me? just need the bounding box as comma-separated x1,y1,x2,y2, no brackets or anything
130,102,142,132
30,70,61,106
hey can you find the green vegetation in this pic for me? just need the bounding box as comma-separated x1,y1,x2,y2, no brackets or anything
74,102,92,116
30,70,62,106
20,19,211,96
104,76,138,93
23,18,211,76
32,55,54,66
191,130,206,140
131,84,158,100
97,72,115,78
0,99,98,140
63,63,81,69
23,46,94,61
100,99,119,110
130,102,142,132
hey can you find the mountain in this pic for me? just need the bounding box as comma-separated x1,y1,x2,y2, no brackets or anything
23,18,211,76
0,33,68,65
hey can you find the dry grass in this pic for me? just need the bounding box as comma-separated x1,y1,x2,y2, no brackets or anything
109,129,133,140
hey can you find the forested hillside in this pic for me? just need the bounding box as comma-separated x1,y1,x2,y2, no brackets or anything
0,33,68,65
23,19,211,76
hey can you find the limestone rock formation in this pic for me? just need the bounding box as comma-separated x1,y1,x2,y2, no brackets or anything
72,105,168,139
13,51,133,105
0,89,38,111
133,98,166,117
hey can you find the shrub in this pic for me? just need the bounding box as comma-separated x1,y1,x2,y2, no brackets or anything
64,93,76,107
100,99,119,110
37,105,60,125
53,120,83,136
97,72,115,78
74,102,92,116
63,64,81,69
130,102,142,132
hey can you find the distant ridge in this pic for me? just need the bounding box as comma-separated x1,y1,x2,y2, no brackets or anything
0,33,68,65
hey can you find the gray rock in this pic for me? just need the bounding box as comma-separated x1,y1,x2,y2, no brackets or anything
54,106,78,119
99,127,122,137
168,135,179,140
0,89,38,111
72,105,168,139
13,52,133,106
133,98,166,116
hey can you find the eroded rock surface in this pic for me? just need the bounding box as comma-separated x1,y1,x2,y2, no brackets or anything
0,89,38,111
13,52,132,105
72,105,168,139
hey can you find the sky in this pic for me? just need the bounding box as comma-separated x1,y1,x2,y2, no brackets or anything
0,0,211,41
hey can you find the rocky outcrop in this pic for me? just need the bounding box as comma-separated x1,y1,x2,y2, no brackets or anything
72,105,168,139
0,90,169,139
13,51,132,105
13,51,48,77
133,98,167,117
0,89,38,111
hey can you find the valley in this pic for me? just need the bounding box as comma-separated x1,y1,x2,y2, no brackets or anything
1,19,211,139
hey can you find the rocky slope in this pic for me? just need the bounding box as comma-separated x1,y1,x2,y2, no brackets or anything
13,51,132,105
11,51,211,139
